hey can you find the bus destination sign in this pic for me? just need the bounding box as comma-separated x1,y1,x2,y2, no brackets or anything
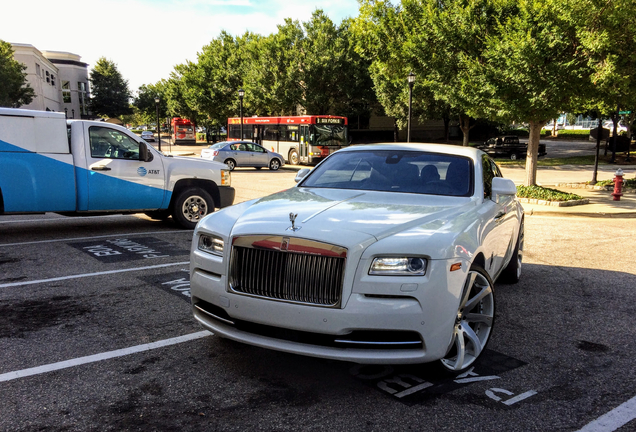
316,118,344,125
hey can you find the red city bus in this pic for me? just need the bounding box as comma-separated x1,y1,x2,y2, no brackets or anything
171,118,196,145
227,115,349,165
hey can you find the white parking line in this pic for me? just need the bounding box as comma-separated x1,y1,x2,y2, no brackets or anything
0,331,212,383
0,230,187,248
577,394,636,431
0,262,190,289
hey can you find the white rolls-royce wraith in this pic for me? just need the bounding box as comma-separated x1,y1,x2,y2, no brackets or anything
189,143,524,374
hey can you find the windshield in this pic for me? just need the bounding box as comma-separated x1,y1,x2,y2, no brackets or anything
312,124,348,146
300,150,474,197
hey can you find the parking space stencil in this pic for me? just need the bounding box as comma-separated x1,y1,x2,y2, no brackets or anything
69,237,189,263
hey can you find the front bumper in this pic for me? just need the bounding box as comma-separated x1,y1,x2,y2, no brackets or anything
217,186,235,208
190,249,469,365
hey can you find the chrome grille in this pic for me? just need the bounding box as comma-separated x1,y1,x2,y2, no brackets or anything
228,236,346,307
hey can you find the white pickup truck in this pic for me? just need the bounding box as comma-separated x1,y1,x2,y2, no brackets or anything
0,108,235,229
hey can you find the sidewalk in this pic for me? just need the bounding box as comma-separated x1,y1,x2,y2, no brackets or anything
500,164,636,218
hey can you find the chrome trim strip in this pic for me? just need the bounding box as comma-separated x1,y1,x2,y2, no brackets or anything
334,339,422,346
194,304,235,326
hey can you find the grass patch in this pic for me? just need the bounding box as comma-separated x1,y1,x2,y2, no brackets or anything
594,178,636,188
516,185,584,201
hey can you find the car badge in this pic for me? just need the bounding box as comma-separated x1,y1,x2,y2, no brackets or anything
287,212,301,232
281,237,290,251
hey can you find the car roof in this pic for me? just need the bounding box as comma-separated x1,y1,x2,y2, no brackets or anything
338,142,483,160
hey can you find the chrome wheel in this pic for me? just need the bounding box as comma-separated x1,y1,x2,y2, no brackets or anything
225,159,236,170
181,194,209,223
440,267,495,373
269,158,281,170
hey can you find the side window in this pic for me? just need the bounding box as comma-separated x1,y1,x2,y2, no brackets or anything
248,144,265,153
482,155,495,199
89,126,140,160
490,159,503,178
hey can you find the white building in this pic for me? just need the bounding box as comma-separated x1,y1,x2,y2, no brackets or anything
11,43,90,118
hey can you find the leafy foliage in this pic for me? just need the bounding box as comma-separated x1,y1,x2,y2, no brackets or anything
89,58,133,118
516,185,583,201
0,40,34,108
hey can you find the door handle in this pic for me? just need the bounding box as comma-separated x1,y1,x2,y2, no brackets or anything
92,166,111,171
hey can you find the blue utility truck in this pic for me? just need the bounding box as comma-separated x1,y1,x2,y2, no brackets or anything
0,108,234,228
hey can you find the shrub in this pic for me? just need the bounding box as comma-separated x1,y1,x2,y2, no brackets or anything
516,185,583,201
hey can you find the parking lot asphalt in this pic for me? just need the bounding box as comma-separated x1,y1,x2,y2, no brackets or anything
1,163,636,430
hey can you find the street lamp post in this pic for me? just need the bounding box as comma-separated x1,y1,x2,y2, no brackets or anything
154,96,162,152
238,89,245,140
407,72,415,143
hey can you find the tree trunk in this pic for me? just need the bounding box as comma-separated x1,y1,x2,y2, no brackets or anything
525,121,543,186
459,115,471,147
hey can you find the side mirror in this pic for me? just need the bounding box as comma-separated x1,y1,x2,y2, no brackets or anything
295,168,311,183
139,141,153,162
491,177,517,203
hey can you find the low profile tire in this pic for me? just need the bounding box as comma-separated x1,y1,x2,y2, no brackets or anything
438,264,495,375
225,159,236,171
499,219,524,284
269,158,281,171
289,149,299,165
172,187,214,229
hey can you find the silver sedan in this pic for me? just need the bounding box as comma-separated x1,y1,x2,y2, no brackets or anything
201,141,285,171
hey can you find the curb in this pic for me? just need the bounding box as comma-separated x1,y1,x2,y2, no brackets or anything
524,208,636,218
518,198,589,207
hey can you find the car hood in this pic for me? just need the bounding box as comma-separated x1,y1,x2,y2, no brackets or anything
226,187,476,245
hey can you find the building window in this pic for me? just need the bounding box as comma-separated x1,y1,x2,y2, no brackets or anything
50,74,56,87
78,82,87,115
45,70,50,83
36,63,41,78
62,81,71,103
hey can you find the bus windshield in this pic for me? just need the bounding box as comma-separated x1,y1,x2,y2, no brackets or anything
313,125,348,146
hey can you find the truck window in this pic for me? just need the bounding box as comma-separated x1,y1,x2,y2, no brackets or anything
89,126,140,160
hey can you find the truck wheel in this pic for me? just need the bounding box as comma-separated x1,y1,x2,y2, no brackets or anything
172,188,214,229
224,159,236,171
510,153,518,160
289,149,299,165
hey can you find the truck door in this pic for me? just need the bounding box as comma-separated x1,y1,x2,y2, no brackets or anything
86,126,165,211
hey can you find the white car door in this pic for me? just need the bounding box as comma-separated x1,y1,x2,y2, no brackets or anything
480,156,513,275
86,125,165,211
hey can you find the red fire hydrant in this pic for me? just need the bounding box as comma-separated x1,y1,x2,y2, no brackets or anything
612,168,624,201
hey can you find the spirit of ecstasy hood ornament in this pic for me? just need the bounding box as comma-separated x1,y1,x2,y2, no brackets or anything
288,212,300,231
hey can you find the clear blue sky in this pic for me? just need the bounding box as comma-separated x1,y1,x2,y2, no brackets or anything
3,0,361,92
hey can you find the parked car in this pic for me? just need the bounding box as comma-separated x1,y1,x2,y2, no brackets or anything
478,135,547,160
140,131,155,142
201,140,285,171
190,143,524,374
603,120,628,136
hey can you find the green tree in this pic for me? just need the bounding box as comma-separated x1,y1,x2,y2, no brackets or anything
89,57,133,118
0,40,35,108
134,81,169,126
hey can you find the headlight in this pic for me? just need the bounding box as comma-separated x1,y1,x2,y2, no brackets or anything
198,234,224,256
369,257,427,276
221,169,231,186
